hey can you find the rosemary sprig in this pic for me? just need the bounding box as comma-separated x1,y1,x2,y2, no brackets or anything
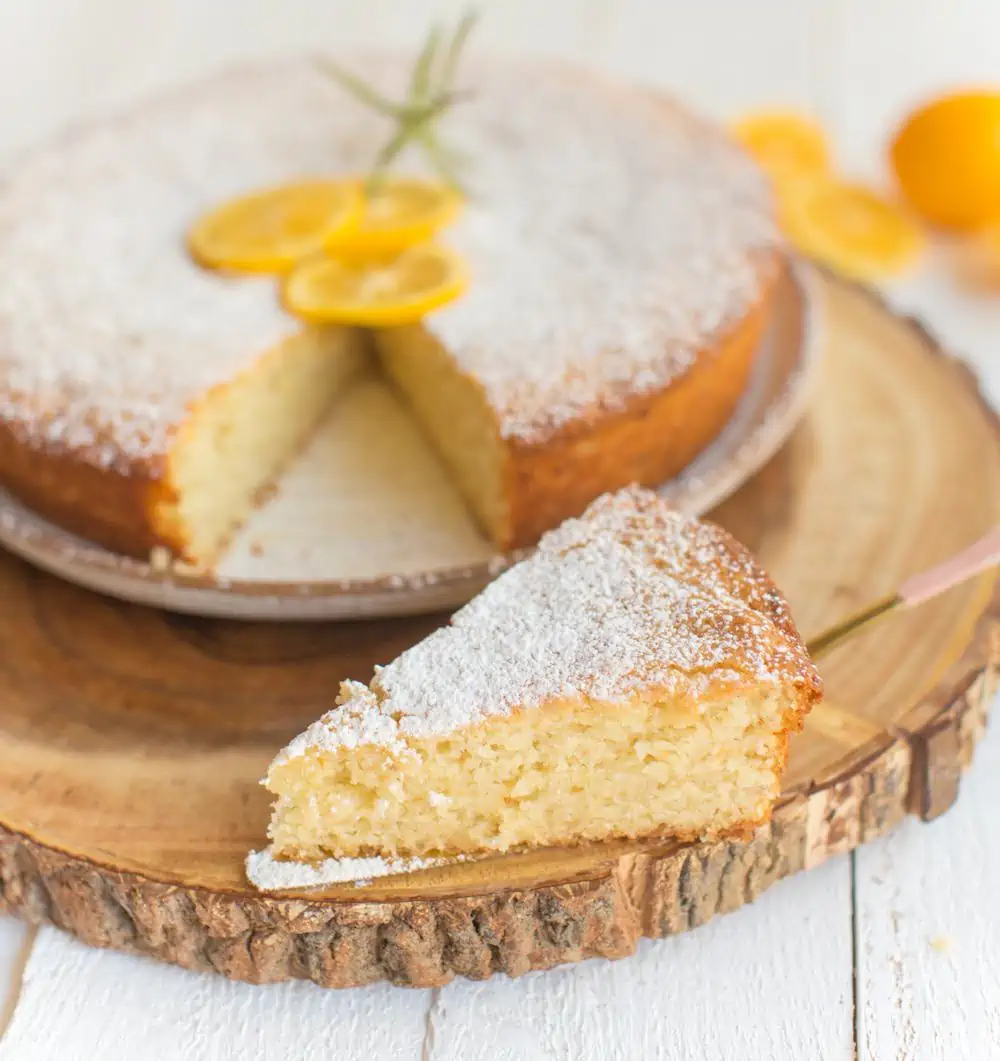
438,11,477,91
409,24,442,101
316,9,478,193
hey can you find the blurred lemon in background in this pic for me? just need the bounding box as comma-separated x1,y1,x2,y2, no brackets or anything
891,91,1000,230
731,111,831,189
733,109,925,280
782,180,925,281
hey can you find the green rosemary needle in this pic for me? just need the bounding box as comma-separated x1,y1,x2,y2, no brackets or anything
316,9,477,194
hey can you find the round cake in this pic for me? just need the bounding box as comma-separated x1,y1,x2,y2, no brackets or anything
0,56,781,565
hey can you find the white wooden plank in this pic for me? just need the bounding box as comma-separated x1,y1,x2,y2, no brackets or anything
0,864,855,1061
0,918,32,1035
554,0,822,119
0,0,824,163
0,0,600,160
427,859,854,1061
855,712,1000,1061
5,0,999,168
0,927,430,1061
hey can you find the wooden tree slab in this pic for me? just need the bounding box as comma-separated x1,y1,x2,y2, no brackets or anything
0,270,998,989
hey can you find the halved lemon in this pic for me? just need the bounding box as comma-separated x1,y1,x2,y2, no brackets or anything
327,176,464,258
731,111,830,186
283,243,468,327
188,181,363,274
782,180,925,280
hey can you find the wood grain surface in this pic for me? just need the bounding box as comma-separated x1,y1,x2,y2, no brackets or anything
0,270,998,989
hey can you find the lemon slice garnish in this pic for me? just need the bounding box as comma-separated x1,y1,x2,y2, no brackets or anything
283,243,468,326
782,180,925,280
731,111,831,187
188,181,363,274
327,177,463,258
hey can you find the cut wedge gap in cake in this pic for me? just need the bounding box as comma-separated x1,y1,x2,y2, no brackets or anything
376,324,509,547
248,485,822,889
154,326,369,566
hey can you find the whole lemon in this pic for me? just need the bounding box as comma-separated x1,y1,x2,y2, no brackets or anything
891,91,1000,230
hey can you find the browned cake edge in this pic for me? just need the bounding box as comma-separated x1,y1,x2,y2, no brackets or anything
499,251,781,551
0,422,178,558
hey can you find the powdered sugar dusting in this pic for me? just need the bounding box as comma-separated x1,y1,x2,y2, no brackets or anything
433,63,778,440
245,846,451,891
0,55,776,469
275,487,819,764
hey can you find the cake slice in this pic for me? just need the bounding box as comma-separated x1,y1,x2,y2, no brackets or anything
249,487,821,885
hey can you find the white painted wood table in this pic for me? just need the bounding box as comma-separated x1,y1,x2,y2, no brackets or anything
0,2,999,1058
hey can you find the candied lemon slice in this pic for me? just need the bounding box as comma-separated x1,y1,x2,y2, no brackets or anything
731,111,831,186
782,181,925,280
327,176,464,257
188,181,363,274
283,243,468,326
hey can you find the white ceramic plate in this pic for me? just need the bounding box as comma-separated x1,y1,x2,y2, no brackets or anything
0,263,821,620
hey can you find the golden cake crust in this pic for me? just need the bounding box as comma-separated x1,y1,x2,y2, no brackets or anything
0,420,175,557
500,258,777,550
0,57,780,560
